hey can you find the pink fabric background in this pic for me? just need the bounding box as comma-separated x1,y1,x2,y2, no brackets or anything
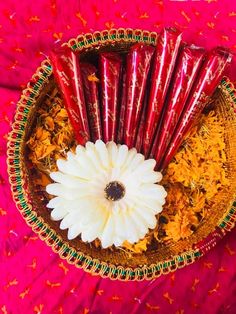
1,0,236,313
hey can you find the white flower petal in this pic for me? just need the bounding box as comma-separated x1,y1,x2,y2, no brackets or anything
46,183,90,200
47,197,82,212
122,148,137,169
50,172,88,188
116,145,129,167
85,141,94,150
67,151,76,161
128,153,144,172
113,238,124,247
60,211,80,230
123,212,140,243
136,197,163,214
68,200,101,226
79,208,97,225
56,159,67,174
85,142,102,170
126,198,137,211
100,214,115,248
95,140,109,168
51,207,69,221
135,159,156,173
81,217,106,242
119,172,139,194
75,145,86,154
135,207,157,230
112,202,120,213
68,223,82,240
129,209,148,237
46,183,70,199
117,198,129,213
113,209,126,239
141,172,162,183
139,184,167,201
116,211,132,243
75,153,97,176
107,141,118,167
110,167,121,181
47,196,62,208
57,159,89,180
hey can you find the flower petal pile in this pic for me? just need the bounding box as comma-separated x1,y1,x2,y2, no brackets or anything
46,140,167,248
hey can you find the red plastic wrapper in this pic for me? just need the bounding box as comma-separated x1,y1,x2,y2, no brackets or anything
151,45,205,164
99,52,123,142
135,93,148,152
80,62,102,142
117,70,126,144
160,47,233,171
142,27,182,157
50,47,90,145
124,44,155,148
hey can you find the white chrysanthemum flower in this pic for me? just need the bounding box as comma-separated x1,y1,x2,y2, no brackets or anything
46,140,167,248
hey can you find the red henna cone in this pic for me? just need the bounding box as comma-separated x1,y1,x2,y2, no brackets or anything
117,70,126,144
50,47,90,145
135,93,148,152
99,52,123,142
124,43,155,148
160,47,233,171
80,62,102,142
151,45,205,164
142,27,182,157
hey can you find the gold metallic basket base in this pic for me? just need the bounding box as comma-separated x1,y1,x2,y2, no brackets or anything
7,29,236,281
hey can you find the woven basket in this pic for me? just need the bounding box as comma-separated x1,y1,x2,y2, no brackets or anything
7,29,236,281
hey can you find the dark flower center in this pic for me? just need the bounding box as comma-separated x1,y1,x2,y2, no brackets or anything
104,181,125,201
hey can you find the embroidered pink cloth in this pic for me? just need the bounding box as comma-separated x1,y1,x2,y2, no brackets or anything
1,1,236,313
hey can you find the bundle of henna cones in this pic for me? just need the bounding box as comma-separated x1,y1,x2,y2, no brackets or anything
50,27,232,171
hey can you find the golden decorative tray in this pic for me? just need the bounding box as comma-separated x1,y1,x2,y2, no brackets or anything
7,29,236,281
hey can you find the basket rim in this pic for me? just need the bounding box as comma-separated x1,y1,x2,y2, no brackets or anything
7,28,236,281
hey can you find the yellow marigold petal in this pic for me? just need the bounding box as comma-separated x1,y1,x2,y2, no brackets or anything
87,73,99,82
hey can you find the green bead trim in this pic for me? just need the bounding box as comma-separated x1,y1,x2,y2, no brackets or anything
221,79,236,105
